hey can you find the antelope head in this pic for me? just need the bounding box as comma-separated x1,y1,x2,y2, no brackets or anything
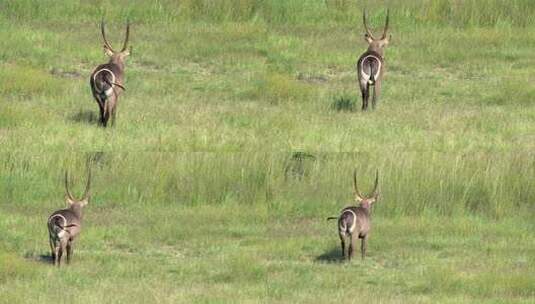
363,10,390,57
64,169,91,211
101,21,131,68
353,169,379,209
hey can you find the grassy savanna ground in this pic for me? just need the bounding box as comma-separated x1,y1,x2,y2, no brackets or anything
1,153,534,303
1,0,535,151
1,0,535,303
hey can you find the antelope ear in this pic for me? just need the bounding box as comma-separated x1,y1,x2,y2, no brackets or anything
364,33,373,43
122,47,131,57
383,34,391,45
104,45,114,57
65,195,75,206
80,198,89,207
355,194,364,202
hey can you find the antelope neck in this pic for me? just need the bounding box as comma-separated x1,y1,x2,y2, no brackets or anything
109,57,125,70
69,205,83,219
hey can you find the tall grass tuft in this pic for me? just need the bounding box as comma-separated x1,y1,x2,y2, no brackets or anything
2,153,534,219
330,94,357,112
3,1,535,27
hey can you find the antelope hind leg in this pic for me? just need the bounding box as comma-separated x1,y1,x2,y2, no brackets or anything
49,237,56,260
66,242,73,264
360,82,369,111
361,235,368,260
339,234,346,259
372,81,381,110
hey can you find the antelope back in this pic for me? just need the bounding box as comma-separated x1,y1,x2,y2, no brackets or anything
338,206,371,236
48,208,82,240
91,63,125,98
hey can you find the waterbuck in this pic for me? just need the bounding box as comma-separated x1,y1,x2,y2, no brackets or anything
327,170,379,260
47,168,91,266
90,21,130,127
357,10,390,111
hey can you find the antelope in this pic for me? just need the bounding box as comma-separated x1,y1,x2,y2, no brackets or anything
90,21,131,127
47,168,91,266
357,10,390,111
327,170,379,260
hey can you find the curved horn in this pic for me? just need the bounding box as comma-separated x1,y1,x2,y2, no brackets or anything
121,22,130,52
101,20,115,52
372,169,379,198
65,170,74,201
363,10,375,40
381,9,390,39
82,165,92,201
353,170,364,200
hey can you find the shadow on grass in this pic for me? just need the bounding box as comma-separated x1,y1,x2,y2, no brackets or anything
37,254,54,264
24,252,54,265
70,110,99,125
315,247,344,264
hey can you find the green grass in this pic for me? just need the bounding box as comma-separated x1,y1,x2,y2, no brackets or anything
1,153,534,303
1,1,535,303
1,1,535,151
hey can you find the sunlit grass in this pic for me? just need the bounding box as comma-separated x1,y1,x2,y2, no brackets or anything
1,1,535,303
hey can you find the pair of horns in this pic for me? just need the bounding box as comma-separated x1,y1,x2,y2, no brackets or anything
65,167,91,201
363,9,389,40
353,169,379,200
101,20,130,53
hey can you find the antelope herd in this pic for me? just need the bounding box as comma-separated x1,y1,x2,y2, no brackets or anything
42,10,391,266
85,10,390,128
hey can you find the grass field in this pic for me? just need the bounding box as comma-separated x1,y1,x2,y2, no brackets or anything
1,153,533,303
2,0,535,152
1,0,535,303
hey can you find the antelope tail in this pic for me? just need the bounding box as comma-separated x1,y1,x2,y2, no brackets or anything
49,215,78,230
368,64,375,84
58,223,78,229
103,78,126,91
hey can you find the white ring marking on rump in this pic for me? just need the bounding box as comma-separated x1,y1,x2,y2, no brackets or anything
48,214,69,238
341,209,358,234
360,55,381,83
93,68,116,94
